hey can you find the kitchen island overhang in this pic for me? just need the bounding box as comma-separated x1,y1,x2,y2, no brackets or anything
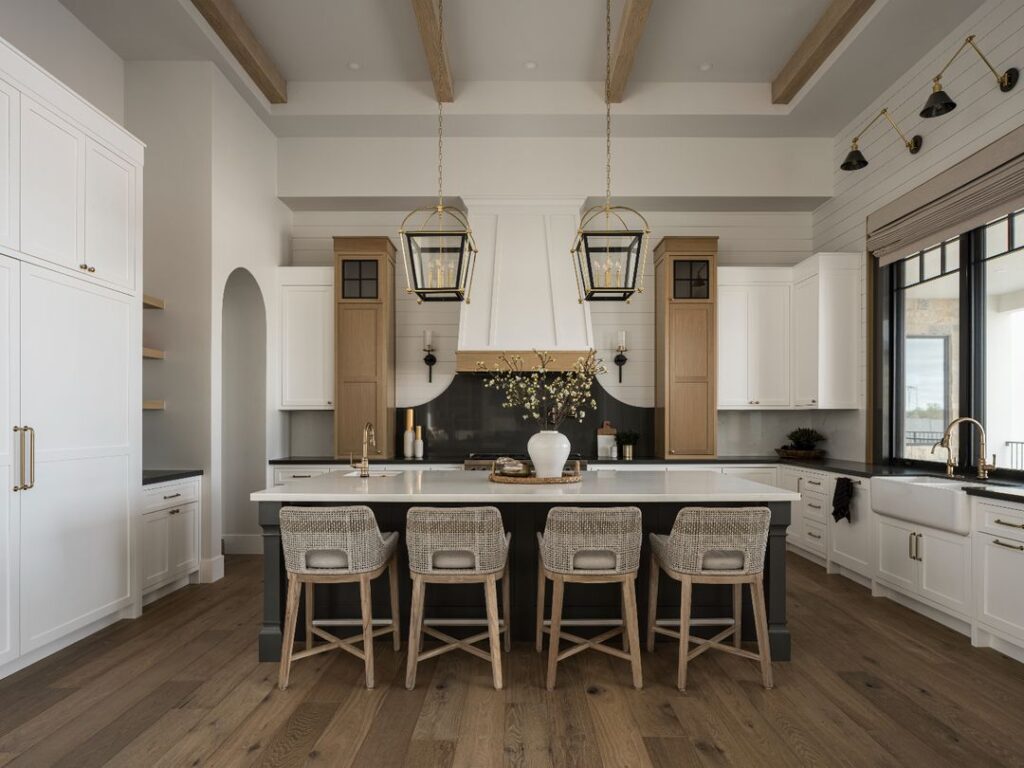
252,470,799,663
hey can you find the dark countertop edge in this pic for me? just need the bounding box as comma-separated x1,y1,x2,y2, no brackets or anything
964,486,1024,505
143,469,204,486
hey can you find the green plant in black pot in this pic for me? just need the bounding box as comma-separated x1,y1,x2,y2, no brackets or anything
616,431,640,461
777,428,826,458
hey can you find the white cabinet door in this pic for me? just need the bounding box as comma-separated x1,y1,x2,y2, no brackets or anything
974,534,1024,641
0,255,18,666
20,97,84,270
918,528,971,616
142,509,170,591
792,274,819,406
0,79,18,253
717,285,749,407
777,469,802,544
18,264,131,652
84,140,135,290
169,502,199,577
829,479,872,577
747,284,790,406
280,283,334,409
875,516,917,593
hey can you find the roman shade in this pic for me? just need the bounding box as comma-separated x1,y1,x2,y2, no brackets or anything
867,124,1024,266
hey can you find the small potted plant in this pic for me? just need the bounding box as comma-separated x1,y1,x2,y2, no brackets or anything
776,428,826,459
617,431,640,461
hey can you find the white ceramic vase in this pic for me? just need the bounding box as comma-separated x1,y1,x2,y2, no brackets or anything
528,430,571,479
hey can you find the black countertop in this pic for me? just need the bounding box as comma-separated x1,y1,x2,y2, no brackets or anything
143,469,204,485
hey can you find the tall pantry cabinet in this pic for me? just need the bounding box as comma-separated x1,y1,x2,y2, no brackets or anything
0,37,143,675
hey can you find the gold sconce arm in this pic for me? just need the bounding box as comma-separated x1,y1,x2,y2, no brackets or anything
851,108,920,152
932,34,1018,90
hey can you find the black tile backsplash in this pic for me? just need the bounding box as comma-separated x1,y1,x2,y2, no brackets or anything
394,373,654,458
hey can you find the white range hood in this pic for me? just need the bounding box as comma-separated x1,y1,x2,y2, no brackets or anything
456,197,593,371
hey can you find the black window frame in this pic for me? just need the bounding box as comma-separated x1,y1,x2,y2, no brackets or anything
873,211,1024,480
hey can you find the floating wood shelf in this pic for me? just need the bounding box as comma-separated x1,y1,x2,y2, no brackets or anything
143,347,165,360
143,294,165,310
143,400,166,411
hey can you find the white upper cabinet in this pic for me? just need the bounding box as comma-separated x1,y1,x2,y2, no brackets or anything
84,139,135,290
279,267,334,409
0,79,18,254
792,253,860,409
717,269,790,408
20,97,83,271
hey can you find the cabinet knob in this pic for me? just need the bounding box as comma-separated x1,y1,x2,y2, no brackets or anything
754,400,760,405
79,264,88,271
87,266,96,273
811,399,817,404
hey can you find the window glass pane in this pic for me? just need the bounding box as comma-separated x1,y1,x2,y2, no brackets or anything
674,280,691,299
361,279,377,299
985,218,1010,259
901,255,920,287
984,252,1024,469
900,271,959,460
674,261,691,280
922,247,942,281
944,237,960,269
343,260,360,279
1014,212,1024,250
343,279,361,298
362,260,377,279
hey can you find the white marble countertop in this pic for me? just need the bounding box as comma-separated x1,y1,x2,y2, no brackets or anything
251,468,801,504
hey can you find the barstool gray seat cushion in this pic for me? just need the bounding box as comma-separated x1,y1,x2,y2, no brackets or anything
305,531,399,570
432,550,475,569
650,535,746,572
571,549,618,570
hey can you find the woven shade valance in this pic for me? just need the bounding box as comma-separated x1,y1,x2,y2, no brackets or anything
867,124,1024,266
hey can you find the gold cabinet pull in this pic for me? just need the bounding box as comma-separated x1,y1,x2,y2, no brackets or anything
915,533,923,561
807,503,822,510
168,508,181,516
994,539,1024,552
24,426,35,490
163,492,181,500
12,426,24,491
994,518,1024,530
909,532,915,560
806,480,821,486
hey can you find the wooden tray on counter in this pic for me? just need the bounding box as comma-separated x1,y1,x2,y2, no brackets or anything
488,472,582,485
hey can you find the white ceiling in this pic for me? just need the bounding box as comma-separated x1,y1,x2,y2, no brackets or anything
60,0,987,139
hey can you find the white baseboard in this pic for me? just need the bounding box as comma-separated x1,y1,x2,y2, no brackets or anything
0,611,123,680
142,575,192,606
973,625,1024,664
871,581,971,637
200,555,225,583
222,534,263,555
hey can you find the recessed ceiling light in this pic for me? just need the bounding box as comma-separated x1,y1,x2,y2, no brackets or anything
699,62,713,72
524,61,537,70
348,61,362,71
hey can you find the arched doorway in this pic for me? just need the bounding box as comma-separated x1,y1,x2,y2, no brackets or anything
221,268,266,554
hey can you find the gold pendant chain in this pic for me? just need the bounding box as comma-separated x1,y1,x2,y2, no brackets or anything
437,0,444,211
605,0,611,214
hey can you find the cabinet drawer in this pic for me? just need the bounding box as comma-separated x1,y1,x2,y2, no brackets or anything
798,474,828,493
274,467,328,485
143,480,199,513
801,518,827,555
802,490,828,523
975,533,1024,641
977,501,1024,544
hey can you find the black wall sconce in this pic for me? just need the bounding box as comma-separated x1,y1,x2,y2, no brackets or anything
422,330,437,382
840,108,922,171
613,330,628,383
920,34,1018,119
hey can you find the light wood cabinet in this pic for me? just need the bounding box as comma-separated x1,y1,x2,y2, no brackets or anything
278,267,334,409
655,237,717,459
334,237,395,459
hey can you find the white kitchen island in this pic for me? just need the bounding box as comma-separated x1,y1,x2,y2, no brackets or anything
252,470,799,661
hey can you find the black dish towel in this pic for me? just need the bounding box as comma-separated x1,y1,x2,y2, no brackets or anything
832,477,854,523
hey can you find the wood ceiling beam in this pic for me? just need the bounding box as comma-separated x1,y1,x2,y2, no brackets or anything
608,0,653,103
411,0,454,103
191,0,287,104
771,0,875,105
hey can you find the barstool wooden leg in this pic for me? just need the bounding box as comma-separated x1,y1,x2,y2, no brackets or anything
621,577,643,689
388,554,401,651
546,576,564,690
304,582,314,651
406,575,425,690
359,575,375,689
646,558,660,652
484,574,503,690
751,575,773,689
278,575,302,690
732,583,742,649
502,564,512,653
621,590,629,652
677,575,692,692
535,556,546,652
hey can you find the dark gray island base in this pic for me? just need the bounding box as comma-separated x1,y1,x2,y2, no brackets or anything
257,499,791,663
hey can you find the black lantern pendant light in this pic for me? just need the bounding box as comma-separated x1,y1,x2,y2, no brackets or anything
840,108,922,172
570,0,650,303
920,34,1018,119
399,0,477,303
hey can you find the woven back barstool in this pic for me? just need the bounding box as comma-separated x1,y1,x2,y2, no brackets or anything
646,506,773,691
405,506,511,690
536,506,643,690
278,506,400,690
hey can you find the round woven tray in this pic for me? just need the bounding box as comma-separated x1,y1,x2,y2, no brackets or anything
488,472,583,485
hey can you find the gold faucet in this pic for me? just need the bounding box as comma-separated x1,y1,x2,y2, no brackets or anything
931,417,996,479
350,422,376,478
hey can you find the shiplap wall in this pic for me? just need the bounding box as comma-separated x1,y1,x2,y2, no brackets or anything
811,0,1024,460
289,208,814,455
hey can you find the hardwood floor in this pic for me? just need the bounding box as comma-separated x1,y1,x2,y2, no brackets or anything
2,554,1024,767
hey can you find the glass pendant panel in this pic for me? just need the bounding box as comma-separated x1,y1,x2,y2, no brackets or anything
404,230,471,302
577,230,643,301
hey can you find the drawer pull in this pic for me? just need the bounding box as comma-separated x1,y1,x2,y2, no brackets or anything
994,518,1024,530
292,473,312,478
807,503,822,510
163,492,181,500
994,539,1024,552
806,480,821,486
169,508,181,515
808,531,822,540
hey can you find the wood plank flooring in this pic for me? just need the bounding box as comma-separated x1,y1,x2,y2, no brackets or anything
2,554,1024,767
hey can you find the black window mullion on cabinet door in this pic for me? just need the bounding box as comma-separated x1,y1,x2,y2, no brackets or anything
958,230,981,471
970,227,987,471
875,262,898,463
